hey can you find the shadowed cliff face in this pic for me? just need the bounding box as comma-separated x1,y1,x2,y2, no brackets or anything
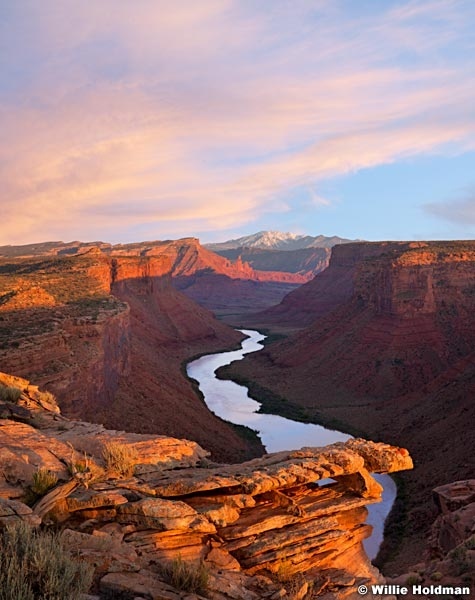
231,241,475,570
0,251,263,462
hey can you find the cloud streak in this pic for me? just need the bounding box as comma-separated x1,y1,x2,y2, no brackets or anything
0,0,474,243
425,191,475,225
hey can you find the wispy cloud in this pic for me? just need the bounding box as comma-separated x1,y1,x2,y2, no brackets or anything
0,0,474,243
425,190,475,224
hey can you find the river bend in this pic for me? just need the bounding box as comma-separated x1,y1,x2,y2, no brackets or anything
186,329,396,559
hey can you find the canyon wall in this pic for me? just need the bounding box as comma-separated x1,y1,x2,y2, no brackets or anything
0,250,262,462
248,242,416,329
0,238,304,317
230,241,475,570
212,246,332,280
138,238,304,316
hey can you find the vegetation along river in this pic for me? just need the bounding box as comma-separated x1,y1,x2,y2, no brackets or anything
186,329,396,560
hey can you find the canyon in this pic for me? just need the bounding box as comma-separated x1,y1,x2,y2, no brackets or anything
1,371,473,599
1,235,474,594
0,371,418,599
210,247,332,283
224,240,475,572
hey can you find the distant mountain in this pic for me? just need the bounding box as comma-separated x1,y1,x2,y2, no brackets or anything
205,231,355,252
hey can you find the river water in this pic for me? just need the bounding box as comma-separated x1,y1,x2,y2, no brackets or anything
186,329,396,560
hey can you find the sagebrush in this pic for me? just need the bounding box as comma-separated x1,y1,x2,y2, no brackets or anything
0,521,93,600
0,385,22,402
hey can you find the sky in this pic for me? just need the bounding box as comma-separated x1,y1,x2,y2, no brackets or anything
1,0,474,245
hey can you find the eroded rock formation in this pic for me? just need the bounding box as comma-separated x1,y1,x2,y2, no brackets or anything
0,372,414,600
247,242,419,329
384,480,475,599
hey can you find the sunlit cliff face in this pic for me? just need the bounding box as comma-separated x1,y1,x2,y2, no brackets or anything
1,1,475,244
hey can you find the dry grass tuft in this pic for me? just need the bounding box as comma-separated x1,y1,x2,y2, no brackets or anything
159,556,209,594
102,440,138,478
31,468,58,497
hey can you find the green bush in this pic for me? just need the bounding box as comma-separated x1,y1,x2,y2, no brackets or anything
0,385,22,402
449,545,469,575
0,521,93,600
159,556,209,594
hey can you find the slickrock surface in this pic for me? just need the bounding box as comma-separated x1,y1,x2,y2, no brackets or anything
0,249,263,462
0,372,413,599
229,240,475,569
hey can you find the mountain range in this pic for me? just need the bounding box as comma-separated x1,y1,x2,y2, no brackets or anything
204,230,355,251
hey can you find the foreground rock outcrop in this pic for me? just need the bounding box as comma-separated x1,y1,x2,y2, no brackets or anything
0,372,413,599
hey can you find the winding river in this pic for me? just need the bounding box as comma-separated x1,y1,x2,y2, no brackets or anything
186,329,396,560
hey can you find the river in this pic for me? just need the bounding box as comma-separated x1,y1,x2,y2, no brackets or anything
186,328,396,560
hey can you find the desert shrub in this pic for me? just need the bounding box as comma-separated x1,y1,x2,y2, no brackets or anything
159,556,209,594
0,385,22,402
67,459,89,475
464,535,475,549
31,468,58,497
67,454,105,488
102,441,138,478
449,545,469,575
0,520,93,600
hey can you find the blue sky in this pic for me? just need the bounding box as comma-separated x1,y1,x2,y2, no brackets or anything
0,0,474,244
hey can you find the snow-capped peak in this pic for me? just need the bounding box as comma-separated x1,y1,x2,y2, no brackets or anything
205,231,354,251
